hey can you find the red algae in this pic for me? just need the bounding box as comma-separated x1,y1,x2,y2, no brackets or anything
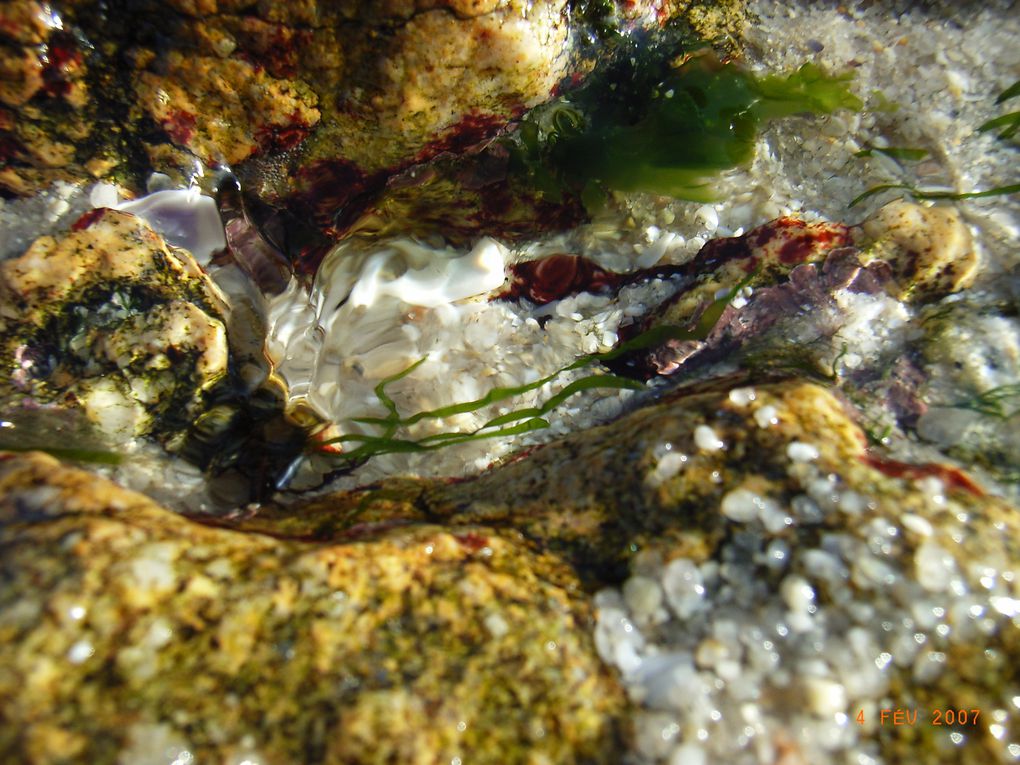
862,454,984,497
41,34,82,98
163,110,198,145
412,111,520,164
255,110,314,153
501,254,629,305
455,531,491,552
70,208,108,231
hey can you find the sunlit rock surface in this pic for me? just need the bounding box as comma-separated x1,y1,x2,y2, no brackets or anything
0,208,228,441
1,376,1016,763
0,450,627,765
0,0,748,198
0,1,1017,763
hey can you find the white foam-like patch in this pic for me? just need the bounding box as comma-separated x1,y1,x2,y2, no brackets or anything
114,189,226,264
348,238,507,309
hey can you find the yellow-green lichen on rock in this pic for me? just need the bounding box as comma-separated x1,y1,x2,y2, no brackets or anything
0,450,628,765
0,370,1017,763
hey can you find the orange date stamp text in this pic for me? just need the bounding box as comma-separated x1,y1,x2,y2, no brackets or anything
856,708,982,727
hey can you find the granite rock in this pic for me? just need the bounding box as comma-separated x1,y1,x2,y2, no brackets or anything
0,208,228,441
0,450,628,764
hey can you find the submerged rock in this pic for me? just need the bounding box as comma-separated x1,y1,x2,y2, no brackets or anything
0,450,627,765
0,208,228,441
860,199,979,302
1,375,1016,764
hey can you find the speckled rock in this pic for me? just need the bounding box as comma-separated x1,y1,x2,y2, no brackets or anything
0,450,627,765
180,370,1020,763
1,372,1017,763
0,0,94,194
260,377,1019,763
860,199,979,302
575,381,1019,764
575,200,981,386
0,208,228,441
0,0,748,198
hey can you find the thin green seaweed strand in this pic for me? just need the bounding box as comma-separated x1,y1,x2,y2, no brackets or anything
848,182,1020,209
995,80,1020,105
325,418,551,461
979,79,1020,138
853,146,928,161
978,112,1020,140
0,443,123,465
949,383,1020,420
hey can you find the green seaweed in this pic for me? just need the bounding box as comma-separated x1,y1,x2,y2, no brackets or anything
950,384,1020,420
511,56,862,207
995,79,1020,105
0,442,123,465
854,146,929,162
976,80,1020,139
868,90,901,113
977,111,1020,140
317,272,754,464
848,182,1020,209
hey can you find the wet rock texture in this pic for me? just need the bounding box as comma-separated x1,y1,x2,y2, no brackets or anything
0,0,747,198
0,450,628,765
2,377,1016,763
0,208,228,440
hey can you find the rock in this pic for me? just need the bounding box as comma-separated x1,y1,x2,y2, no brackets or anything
268,377,1019,762
1,373,1017,763
0,450,628,765
134,49,321,168
915,299,1020,485
860,199,979,301
0,208,229,441
0,1,93,194
1,0,750,245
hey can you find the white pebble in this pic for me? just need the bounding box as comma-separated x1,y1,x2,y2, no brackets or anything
780,575,816,613
694,425,725,452
67,639,94,664
623,576,664,619
658,452,688,479
804,677,848,717
719,488,756,523
915,541,958,592
695,637,730,669
901,514,934,537
716,659,742,681
695,204,720,232
669,744,707,765
728,387,757,407
912,650,947,684
484,612,509,638
760,502,793,533
661,558,706,618
786,441,820,462
754,405,779,428
48,198,70,218
838,491,868,515
89,183,120,208
802,549,847,584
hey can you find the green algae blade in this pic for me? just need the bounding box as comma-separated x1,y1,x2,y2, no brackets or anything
849,182,1020,208
854,146,929,161
995,79,1020,104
